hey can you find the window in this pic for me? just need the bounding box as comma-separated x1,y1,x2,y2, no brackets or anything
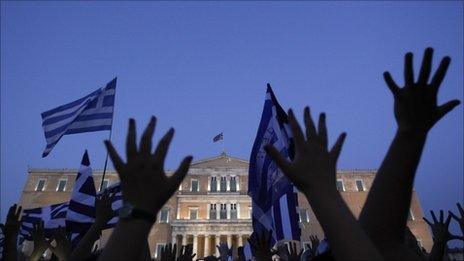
189,208,198,220
230,177,237,192
230,204,237,219
408,209,415,221
100,179,109,191
336,179,345,192
210,177,217,192
209,204,217,219
220,204,227,219
299,209,309,223
355,180,365,191
220,177,227,192
56,179,67,192
159,209,169,223
191,179,199,192
35,179,46,191
155,243,165,258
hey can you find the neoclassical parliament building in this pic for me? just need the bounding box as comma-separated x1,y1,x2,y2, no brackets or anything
19,152,433,258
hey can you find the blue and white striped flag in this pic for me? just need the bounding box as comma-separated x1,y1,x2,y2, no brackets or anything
248,85,301,248
41,78,116,157
20,202,69,241
66,151,97,246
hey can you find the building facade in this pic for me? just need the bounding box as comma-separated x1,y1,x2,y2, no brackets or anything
19,152,433,258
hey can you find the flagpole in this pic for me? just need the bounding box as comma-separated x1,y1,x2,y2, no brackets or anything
99,77,117,191
99,128,113,191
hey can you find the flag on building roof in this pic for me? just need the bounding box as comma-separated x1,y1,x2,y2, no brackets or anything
20,202,68,241
213,132,223,142
41,78,116,157
248,84,301,248
65,150,97,247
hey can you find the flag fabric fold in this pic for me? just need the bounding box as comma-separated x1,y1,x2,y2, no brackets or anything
65,151,97,246
248,85,301,248
20,202,69,241
41,78,116,157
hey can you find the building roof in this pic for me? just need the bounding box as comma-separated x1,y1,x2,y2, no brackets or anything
190,151,249,169
28,152,377,174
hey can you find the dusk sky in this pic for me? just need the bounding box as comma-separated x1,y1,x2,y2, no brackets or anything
1,1,462,246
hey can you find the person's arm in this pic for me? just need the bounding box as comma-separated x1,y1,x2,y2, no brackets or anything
29,221,49,261
4,204,22,261
69,192,116,261
98,117,192,261
424,210,461,261
47,227,71,261
358,48,460,258
266,109,382,260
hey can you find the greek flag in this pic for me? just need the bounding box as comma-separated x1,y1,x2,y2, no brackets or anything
248,84,301,247
41,78,116,157
66,151,97,246
20,202,68,241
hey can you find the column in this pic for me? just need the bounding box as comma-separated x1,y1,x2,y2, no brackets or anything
226,176,230,191
204,235,210,257
238,235,243,247
227,234,232,248
172,235,177,245
182,234,187,246
226,203,231,219
193,235,198,256
215,235,220,256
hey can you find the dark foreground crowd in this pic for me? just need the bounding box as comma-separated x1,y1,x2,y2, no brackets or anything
1,48,463,261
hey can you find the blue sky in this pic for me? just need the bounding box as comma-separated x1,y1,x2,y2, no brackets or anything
1,1,462,245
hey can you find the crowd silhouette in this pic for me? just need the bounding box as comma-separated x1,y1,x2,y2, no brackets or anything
1,48,462,261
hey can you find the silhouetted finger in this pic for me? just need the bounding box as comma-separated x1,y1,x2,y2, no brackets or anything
169,156,193,192
439,210,444,223
431,210,438,223
436,100,461,121
449,211,459,221
288,109,306,152
430,56,451,93
445,213,452,227
140,116,156,155
383,72,400,97
265,145,292,175
404,52,414,87
318,113,328,149
458,203,463,216
303,107,317,142
105,140,124,174
153,128,175,168
423,217,432,227
329,133,347,162
418,48,433,85
126,119,137,160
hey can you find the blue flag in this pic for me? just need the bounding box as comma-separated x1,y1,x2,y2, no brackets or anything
41,78,116,157
248,84,301,246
